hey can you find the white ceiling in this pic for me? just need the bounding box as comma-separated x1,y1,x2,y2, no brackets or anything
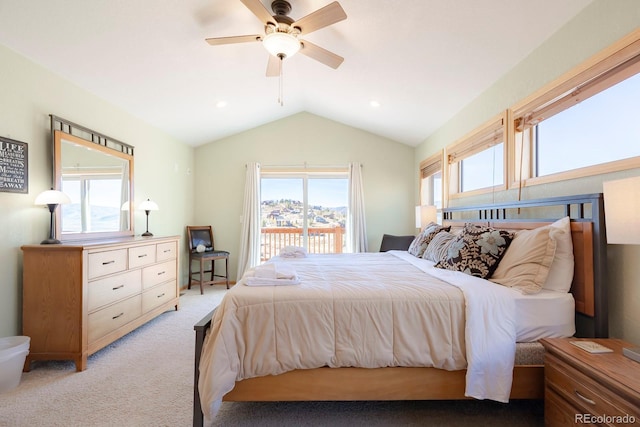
0,0,593,147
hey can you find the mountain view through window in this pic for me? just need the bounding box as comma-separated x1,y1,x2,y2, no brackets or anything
260,176,347,261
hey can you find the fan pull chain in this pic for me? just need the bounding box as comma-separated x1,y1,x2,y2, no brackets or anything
278,54,284,106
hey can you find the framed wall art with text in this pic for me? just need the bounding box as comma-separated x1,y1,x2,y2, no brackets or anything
0,136,28,194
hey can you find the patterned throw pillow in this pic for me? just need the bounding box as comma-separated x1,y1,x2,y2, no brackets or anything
407,223,451,258
422,231,456,262
434,223,515,279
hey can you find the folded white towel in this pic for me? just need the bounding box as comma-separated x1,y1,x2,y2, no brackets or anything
254,262,297,280
245,276,300,286
280,245,308,258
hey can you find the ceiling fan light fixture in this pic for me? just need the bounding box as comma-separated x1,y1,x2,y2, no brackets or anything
263,32,300,59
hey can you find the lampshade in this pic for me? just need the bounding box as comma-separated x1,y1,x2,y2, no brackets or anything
603,175,640,244
138,199,159,211
35,189,71,205
263,32,300,59
415,205,437,229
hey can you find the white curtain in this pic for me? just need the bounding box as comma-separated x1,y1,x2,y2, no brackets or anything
236,162,261,281
347,162,368,252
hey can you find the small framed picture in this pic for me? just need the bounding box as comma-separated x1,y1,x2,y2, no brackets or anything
0,136,28,194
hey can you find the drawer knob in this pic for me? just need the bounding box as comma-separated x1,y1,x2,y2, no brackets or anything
574,390,596,406
112,312,124,320
163,249,171,253
157,271,165,276
102,260,115,265
138,254,147,258
157,293,165,298
112,285,124,290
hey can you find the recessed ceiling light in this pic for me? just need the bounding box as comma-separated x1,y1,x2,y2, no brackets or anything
369,100,380,108
216,101,227,108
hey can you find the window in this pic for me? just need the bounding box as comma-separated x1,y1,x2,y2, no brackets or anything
535,72,640,176
446,112,507,198
423,31,640,201
512,33,640,185
461,144,504,192
61,176,123,232
419,151,443,222
419,151,443,207
260,172,348,261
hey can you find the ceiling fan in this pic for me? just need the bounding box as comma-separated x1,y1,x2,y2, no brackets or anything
206,0,347,77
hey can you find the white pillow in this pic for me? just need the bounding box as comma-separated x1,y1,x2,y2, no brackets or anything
490,226,557,294
543,217,574,293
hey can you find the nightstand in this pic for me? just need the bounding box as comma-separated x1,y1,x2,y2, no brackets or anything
540,338,640,426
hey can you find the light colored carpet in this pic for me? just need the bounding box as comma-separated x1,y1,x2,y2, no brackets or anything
0,287,544,427
215,400,544,427
0,287,225,427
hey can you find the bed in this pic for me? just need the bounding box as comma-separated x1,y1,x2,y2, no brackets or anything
192,193,608,427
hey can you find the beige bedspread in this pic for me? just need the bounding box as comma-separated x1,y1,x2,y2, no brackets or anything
199,252,471,423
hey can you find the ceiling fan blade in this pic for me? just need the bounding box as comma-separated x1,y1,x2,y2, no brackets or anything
299,39,344,69
205,35,262,45
240,0,277,26
266,54,280,77
292,1,347,35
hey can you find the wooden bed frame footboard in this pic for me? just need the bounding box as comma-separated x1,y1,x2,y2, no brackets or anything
192,193,607,426
192,309,544,426
193,310,215,427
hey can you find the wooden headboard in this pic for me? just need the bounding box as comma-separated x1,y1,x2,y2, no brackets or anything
442,193,607,338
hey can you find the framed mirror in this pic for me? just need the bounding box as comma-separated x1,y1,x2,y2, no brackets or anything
54,130,134,241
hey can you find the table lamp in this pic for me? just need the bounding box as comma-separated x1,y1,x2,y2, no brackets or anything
603,175,640,363
415,205,437,229
139,198,159,237
34,188,71,244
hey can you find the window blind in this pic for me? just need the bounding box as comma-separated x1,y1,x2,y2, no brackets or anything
447,116,504,164
420,151,442,178
514,39,640,132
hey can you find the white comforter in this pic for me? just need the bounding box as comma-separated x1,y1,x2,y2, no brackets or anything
198,252,516,425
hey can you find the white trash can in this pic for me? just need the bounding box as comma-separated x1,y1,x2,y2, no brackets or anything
0,336,30,394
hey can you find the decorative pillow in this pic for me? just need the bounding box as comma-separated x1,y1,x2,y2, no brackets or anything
422,231,456,262
434,223,515,279
407,223,451,258
543,217,574,293
490,226,557,294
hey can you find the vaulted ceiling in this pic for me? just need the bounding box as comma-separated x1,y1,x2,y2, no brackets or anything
0,0,593,147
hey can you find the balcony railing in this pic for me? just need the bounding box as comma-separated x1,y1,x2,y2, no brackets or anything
261,226,345,261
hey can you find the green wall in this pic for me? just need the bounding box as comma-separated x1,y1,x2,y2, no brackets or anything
0,44,195,338
193,112,416,280
415,0,640,344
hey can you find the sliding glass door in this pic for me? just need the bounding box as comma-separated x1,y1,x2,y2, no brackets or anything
260,173,347,261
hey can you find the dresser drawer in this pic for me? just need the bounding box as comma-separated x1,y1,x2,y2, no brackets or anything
129,244,156,268
142,260,176,289
88,295,142,343
142,280,177,312
156,241,177,262
545,354,639,420
88,270,142,312
88,249,128,279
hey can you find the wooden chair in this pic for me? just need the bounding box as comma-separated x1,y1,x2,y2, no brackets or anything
187,226,229,294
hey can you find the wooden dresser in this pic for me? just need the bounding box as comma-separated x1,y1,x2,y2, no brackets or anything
21,235,180,371
540,338,640,426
